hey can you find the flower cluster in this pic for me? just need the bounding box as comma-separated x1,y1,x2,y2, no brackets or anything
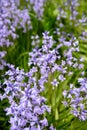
29,31,84,90
0,0,31,47
65,0,79,20
57,0,79,21
56,0,87,32
29,0,46,19
27,31,85,122
0,64,55,130
63,78,87,121
0,0,87,129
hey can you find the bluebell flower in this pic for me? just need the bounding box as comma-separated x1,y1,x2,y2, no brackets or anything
1,64,55,129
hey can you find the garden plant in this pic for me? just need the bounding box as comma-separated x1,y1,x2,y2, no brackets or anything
0,0,87,130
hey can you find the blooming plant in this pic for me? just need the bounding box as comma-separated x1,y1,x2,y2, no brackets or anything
63,78,87,121
0,0,87,130
1,64,55,130
0,0,31,47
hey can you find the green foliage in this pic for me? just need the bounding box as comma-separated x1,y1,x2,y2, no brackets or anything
0,99,10,130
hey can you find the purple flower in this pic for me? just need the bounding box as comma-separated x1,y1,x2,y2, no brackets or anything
63,78,87,121
0,0,31,47
58,74,65,82
29,0,47,19
51,79,59,87
40,118,48,126
1,64,53,129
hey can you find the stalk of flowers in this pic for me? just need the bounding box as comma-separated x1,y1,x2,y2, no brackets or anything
65,0,79,21
0,0,31,47
26,0,47,20
0,64,56,130
28,31,84,120
63,77,87,121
